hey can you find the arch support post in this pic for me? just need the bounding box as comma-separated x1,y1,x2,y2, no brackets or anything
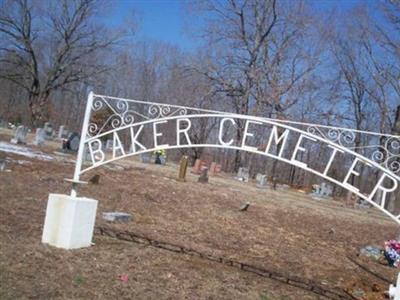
42,92,98,249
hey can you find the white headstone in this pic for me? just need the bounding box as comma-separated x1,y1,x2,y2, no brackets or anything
257,175,268,188
256,173,264,182
320,182,333,197
236,167,249,182
311,182,333,200
34,128,46,146
58,125,67,139
11,125,28,144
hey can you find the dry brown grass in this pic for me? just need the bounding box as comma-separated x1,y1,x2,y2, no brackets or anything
0,130,398,299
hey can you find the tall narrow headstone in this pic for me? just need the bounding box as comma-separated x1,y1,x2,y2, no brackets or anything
11,125,28,144
0,160,5,171
236,167,243,180
191,159,202,174
209,162,217,176
198,167,209,183
58,125,68,139
34,128,46,146
320,182,333,197
44,122,53,140
178,155,189,182
256,173,263,182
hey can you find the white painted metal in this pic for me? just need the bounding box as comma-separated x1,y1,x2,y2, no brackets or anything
70,92,400,224
94,93,397,138
389,272,400,299
69,91,94,197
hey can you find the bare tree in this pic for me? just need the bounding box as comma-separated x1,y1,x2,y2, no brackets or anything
0,0,119,126
190,0,319,173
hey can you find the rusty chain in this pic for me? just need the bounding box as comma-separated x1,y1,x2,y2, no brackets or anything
95,226,357,300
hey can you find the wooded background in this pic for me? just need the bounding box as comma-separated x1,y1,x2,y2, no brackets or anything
0,0,399,202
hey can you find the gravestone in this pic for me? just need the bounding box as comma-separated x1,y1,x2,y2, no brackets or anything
58,126,69,139
44,122,53,140
355,198,372,209
257,175,268,189
69,133,80,152
242,168,249,182
256,173,264,182
159,155,166,165
320,182,333,197
198,167,209,183
10,125,28,144
34,128,46,146
209,162,217,176
236,167,249,182
178,155,189,182
83,146,91,162
63,133,80,152
311,182,333,199
191,159,202,174
102,212,131,222
105,139,113,151
140,153,151,163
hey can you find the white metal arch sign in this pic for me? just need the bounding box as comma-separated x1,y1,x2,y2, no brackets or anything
71,92,400,225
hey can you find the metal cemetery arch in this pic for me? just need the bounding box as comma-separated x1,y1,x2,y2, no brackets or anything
70,92,400,225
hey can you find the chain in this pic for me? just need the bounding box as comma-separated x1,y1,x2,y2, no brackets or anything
95,226,357,300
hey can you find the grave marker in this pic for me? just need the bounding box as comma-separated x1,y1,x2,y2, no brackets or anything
311,182,333,199
34,128,46,146
256,173,264,182
102,212,131,222
178,155,189,182
198,167,209,183
236,167,249,182
58,125,69,139
257,175,268,189
69,133,80,152
10,125,28,144
140,153,151,163
192,159,202,174
44,122,53,140
209,162,217,176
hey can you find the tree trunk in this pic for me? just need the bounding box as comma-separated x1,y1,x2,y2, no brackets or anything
28,93,51,127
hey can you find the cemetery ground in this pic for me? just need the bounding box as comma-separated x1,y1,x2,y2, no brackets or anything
0,129,399,300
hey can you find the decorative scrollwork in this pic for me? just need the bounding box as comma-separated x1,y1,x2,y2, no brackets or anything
87,94,400,178
307,126,355,147
148,104,187,119
371,149,386,164
306,125,399,174
87,97,139,137
92,98,104,111
87,96,191,137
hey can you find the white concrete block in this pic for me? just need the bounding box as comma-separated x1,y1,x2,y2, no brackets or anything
42,193,98,249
